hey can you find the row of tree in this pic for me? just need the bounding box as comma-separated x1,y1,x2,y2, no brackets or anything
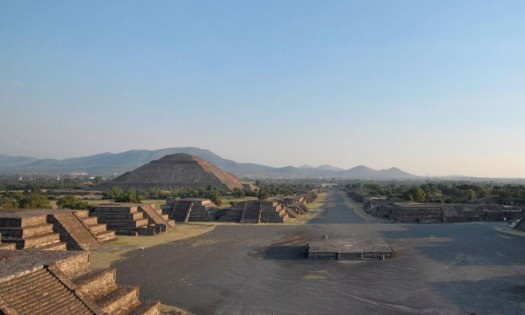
346,182,525,205
0,190,89,210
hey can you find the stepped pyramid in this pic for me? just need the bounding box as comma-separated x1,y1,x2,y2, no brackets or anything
0,212,67,251
220,200,289,223
0,210,115,251
0,250,159,314
162,198,218,223
91,203,175,236
105,153,246,191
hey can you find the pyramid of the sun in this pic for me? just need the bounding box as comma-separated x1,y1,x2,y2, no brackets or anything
107,153,246,191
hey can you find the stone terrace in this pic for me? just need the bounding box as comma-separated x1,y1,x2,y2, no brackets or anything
162,198,217,223
0,211,67,251
221,201,288,223
0,250,160,314
91,203,173,236
0,209,115,251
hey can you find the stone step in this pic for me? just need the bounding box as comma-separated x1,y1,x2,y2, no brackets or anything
74,268,117,300
8,279,68,310
0,215,47,228
3,232,61,249
97,286,140,314
101,219,149,229
49,251,90,278
94,212,145,221
87,223,108,234
51,213,101,251
115,230,139,236
37,294,92,315
0,268,92,315
0,223,54,238
73,210,90,219
137,226,158,236
0,268,51,292
92,206,139,214
81,216,99,226
129,300,161,315
95,230,116,243
0,242,16,250
33,240,68,251
138,205,171,230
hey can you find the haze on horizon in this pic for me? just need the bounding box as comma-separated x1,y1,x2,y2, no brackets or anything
1,1,524,178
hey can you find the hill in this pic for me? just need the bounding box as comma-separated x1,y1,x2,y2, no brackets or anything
0,147,417,180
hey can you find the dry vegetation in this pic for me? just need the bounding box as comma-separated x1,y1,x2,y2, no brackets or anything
286,191,327,224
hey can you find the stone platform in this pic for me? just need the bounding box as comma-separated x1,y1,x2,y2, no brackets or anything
307,239,393,261
0,209,115,251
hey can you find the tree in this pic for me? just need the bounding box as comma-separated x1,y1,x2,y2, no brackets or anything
57,195,89,209
18,190,51,209
257,189,269,200
403,187,426,203
115,189,141,203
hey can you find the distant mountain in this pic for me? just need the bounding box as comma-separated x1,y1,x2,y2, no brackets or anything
0,147,417,180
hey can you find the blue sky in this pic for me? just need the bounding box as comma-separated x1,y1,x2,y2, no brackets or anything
1,1,524,177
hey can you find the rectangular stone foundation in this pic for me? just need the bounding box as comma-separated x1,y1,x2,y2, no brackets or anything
307,239,393,261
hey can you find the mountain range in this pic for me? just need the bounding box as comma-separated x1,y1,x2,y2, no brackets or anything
0,147,417,180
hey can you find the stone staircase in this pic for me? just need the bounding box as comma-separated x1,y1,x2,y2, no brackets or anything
0,268,92,315
49,213,103,251
219,202,244,222
0,238,15,250
259,202,288,223
162,198,216,223
0,250,160,315
0,214,67,250
138,204,175,232
240,203,260,223
48,251,159,315
74,210,116,243
222,201,288,223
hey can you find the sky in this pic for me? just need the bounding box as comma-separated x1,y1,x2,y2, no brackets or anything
1,1,525,178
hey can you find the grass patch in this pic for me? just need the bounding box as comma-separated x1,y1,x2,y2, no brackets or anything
286,192,327,224
303,269,330,280
89,224,215,269
339,191,386,223
219,196,258,209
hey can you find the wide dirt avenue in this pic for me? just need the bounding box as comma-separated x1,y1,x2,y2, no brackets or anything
115,190,525,315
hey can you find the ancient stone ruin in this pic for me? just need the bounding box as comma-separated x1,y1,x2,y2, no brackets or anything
220,200,289,223
162,198,218,222
307,239,393,261
352,192,524,224
0,250,160,314
0,210,115,251
104,153,248,191
90,203,175,236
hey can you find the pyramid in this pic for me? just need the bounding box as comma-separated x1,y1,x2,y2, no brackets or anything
106,153,246,191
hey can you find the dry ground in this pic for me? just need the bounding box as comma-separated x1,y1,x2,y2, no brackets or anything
113,190,525,315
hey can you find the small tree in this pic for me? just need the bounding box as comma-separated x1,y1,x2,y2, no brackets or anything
57,195,89,209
